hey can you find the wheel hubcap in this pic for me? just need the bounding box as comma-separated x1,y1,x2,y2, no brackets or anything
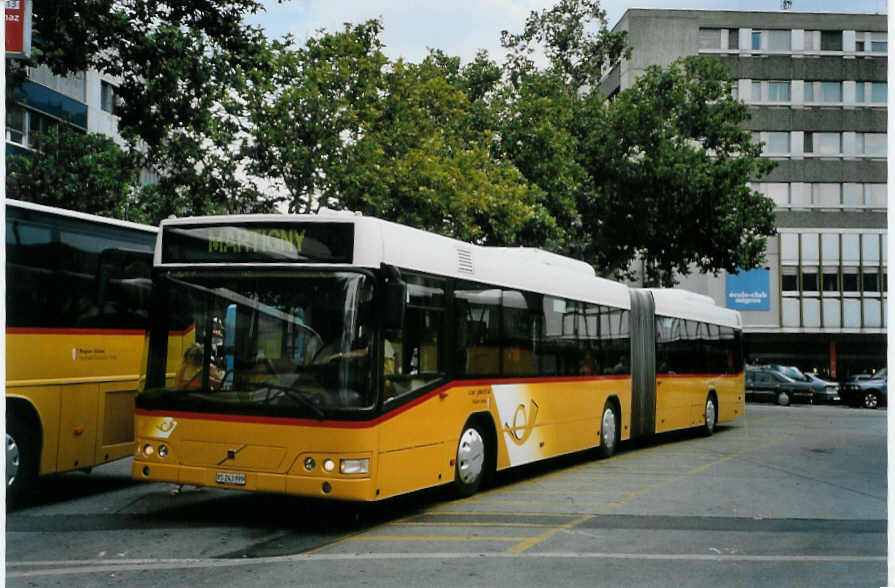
602,408,616,451
457,428,484,484
6,433,20,488
865,393,878,408
705,399,716,429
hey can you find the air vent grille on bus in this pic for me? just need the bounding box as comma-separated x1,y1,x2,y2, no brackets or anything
457,248,474,274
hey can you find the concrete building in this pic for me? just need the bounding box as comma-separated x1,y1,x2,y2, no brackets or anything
601,9,887,379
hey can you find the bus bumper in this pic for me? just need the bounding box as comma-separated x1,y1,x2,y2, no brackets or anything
132,460,379,501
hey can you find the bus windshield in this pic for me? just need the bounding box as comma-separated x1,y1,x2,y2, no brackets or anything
139,270,376,418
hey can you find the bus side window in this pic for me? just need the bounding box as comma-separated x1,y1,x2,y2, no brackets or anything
385,276,445,400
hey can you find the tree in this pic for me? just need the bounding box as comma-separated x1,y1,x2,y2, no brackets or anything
6,126,144,220
10,0,281,221
499,0,776,286
244,21,388,214
247,23,551,245
584,57,777,286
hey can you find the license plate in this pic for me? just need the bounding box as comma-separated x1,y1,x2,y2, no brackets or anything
216,471,246,486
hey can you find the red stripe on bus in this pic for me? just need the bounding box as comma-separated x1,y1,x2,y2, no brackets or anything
7,327,148,336
135,374,634,429
135,372,743,429
7,326,196,336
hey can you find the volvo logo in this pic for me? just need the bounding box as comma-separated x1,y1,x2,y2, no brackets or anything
217,444,248,465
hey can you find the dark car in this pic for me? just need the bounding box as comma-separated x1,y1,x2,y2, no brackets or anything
770,365,840,404
746,366,815,406
804,373,840,404
841,368,887,409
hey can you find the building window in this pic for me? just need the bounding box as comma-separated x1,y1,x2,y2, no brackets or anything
822,234,839,262
863,270,880,293
865,184,887,207
820,81,841,102
802,298,821,328
856,39,865,52
801,267,819,292
842,268,860,292
856,133,887,156
864,300,882,328
822,267,840,291
841,235,860,262
100,81,120,115
811,183,840,207
767,30,791,50
804,132,840,156
782,267,799,292
751,81,762,102
752,31,761,50
781,233,798,262
801,234,819,262
699,28,722,50
728,29,739,50
855,82,865,103
823,299,841,327
766,132,790,154
871,32,887,52
7,105,26,144
803,82,814,102
820,30,843,51
870,82,887,103
767,81,790,102
782,298,800,327
862,235,880,263
843,299,861,327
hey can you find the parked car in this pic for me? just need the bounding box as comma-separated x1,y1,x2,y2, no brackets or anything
770,365,840,404
745,366,815,406
804,373,840,404
841,368,887,409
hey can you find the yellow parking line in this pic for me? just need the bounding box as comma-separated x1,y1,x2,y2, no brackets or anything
350,535,529,543
392,522,558,529
504,514,594,554
419,510,580,518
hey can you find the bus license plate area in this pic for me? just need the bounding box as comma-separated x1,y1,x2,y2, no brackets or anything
216,471,246,486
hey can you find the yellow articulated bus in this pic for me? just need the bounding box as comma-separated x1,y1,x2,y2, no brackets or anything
134,212,744,501
5,200,190,506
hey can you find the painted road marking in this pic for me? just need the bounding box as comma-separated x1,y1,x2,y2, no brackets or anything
8,552,886,579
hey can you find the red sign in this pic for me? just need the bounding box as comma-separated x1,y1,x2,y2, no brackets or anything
6,0,29,55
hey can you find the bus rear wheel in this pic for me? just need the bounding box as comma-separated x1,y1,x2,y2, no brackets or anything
6,413,38,509
702,394,717,436
597,401,619,459
454,423,487,498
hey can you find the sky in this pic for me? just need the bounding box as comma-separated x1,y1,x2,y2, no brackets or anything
247,0,889,64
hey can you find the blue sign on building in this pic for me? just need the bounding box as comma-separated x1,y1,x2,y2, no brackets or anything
726,268,770,311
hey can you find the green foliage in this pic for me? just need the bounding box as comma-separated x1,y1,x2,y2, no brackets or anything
17,0,280,222
6,126,143,220
247,23,550,245
585,56,777,285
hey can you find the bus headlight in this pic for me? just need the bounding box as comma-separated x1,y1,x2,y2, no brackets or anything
304,456,316,471
142,444,154,457
158,444,169,458
323,459,335,472
340,458,369,475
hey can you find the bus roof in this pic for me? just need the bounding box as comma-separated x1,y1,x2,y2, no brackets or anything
157,212,742,327
649,288,742,329
158,212,631,309
7,198,158,234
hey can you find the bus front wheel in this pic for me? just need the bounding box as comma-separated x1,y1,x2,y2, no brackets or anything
454,423,487,498
597,401,619,459
6,413,38,509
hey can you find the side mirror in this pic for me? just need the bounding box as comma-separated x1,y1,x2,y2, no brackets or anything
383,280,406,331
